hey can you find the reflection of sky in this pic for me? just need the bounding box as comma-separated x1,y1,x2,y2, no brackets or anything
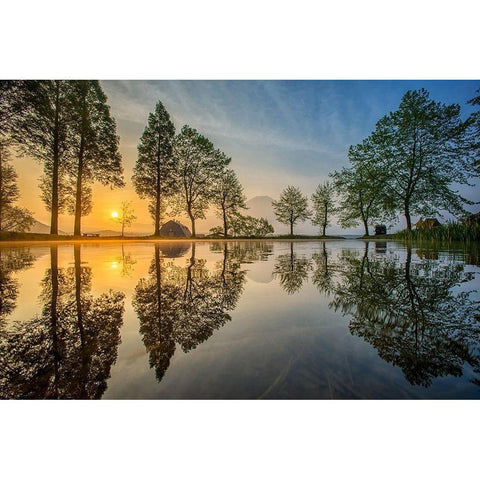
3,241,479,399
15,80,480,234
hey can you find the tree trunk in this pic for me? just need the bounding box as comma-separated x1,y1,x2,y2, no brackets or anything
405,199,412,231
74,93,87,237
322,223,326,237
222,201,228,237
50,81,60,235
188,207,196,238
74,153,83,236
154,151,161,236
154,190,161,236
363,219,369,237
0,146,3,231
121,222,125,237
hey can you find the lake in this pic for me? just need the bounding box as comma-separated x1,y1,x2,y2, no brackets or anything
1,240,479,399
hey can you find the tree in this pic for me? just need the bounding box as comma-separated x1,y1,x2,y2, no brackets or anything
311,181,337,236
68,81,124,236
132,101,176,236
0,142,19,231
172,126,230,237
0,81,33,232
370,89,476,230
272,242,312,294
331,138,391,236
212,169,247,237
113,201,137,237
272,185,311,236
11,81,75,234
228,213,274,237
467,88,480,171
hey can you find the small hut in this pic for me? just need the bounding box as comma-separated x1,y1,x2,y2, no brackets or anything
415,218,441,230
374,225,387,235
159,220,191,238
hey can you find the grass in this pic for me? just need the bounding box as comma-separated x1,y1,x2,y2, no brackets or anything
394,221,480,243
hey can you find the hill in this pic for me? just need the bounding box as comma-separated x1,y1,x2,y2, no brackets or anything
28,220,67,235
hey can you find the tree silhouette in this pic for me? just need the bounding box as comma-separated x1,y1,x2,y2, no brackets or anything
11,81,75,234
67,81,124,236
273,242,312,294
133,101,176,236
0,245,125,399
330,245,480,387
133,242,248,381
172,126,230,237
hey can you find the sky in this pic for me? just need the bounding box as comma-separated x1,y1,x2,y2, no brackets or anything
15,80,480,235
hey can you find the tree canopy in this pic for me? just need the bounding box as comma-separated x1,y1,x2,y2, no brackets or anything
272,185,311,236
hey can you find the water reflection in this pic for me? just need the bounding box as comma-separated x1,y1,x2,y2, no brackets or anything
273,243,312,294
0,248,36,324
134,242,266,381
0,240,479,398
0,245,125,399
330,244,480,387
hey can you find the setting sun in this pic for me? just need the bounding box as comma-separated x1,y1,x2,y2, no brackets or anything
111,211,118,218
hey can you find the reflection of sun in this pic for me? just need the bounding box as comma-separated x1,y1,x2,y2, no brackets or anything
111,211,118,218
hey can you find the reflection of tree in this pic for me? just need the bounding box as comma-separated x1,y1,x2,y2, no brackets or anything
133,242,248,382
273,242,312,294
0,248,36,324
0,245,125,399
331,245,480,387
210,241,273,264
312,242,336,296
117,244,137,277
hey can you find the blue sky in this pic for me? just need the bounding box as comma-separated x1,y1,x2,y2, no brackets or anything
97,80,479,234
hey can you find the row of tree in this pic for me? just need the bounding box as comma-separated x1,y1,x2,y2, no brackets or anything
0,81,264,237
1,83,478,237
271,88,480,237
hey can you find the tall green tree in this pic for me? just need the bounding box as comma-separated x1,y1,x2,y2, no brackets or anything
311,181,337,236
272,185,311,236
68,81,124,236
172,125,230,237
11,80,74,234
370,88,475,230
212,169,247,237
133,101,176,236
331,138,391,236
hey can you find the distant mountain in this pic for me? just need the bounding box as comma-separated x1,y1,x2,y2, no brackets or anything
28,220,68,235
246,195,315,235
246,196,285,234
89,229,121,237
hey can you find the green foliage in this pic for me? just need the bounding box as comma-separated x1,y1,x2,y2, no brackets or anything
311,181,337,236
172,125,230,236
229,213,274,237
369,88,476,229
133,101,176,235
331,137,393,236
212,169,247,236
272,185,311,236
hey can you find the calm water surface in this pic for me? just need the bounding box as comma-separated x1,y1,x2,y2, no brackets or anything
1,240,479,399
